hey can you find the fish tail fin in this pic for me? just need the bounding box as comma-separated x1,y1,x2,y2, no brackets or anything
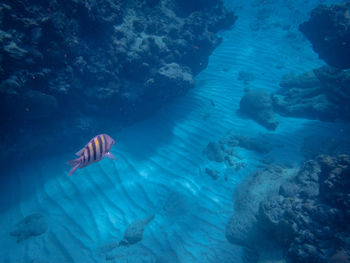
67,158,81,176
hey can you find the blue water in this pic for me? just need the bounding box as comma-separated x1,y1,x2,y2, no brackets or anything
1,0,349,262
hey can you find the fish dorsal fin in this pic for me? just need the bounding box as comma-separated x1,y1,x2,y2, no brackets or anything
75,147,86,156
75,137,97,156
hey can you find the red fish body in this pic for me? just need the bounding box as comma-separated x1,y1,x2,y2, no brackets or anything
67,134,117,176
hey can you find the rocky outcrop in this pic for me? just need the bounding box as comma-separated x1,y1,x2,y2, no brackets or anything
226,165,290,245
273,66,350,122
299,3,350,69
0,0,236,165
0,0,236,122
10,213,47,242
243,65,350,130
239,89,279,131
203,130,275,174
119,214,155,247
203,141,225,162
226,155,350,263
238,65,350,130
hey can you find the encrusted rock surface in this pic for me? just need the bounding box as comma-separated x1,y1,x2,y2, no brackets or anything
0,0,236,121
226,155,350,263
119,214,155,247
0,0,236,165
299,3,350,69
239,89,279,131
273,66,350,122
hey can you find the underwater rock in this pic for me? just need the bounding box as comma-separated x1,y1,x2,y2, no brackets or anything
220,130,275,155
3,41,28,60
299,3,350,69
234,135,273,154
0,0,235,119
237,70,256,85
227,155,350,263
203,141,225,162
0,0,236,164
119,214,154,247
226,165,290,250
328,250,350,263
175,0,220,14
143,63,194,106
273,66,350,122
205,168,220,180
10,213,47,242
239,89,279,131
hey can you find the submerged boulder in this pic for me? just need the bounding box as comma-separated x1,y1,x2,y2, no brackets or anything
0,0,237,166
272,66,350,122
10,213,47,242
203,141,225,162
119,214,155,247
226,155,350,263
299,3,350,69
239,89,279,130
143,63,194,105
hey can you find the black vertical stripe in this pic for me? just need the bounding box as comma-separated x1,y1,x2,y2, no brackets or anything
87,146,91,162
82,154,85,164
92,140,97,161
98,135,103,155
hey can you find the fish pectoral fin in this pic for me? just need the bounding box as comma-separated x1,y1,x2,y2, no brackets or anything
104,152,117,161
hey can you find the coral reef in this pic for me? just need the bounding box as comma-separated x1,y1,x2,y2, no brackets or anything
10,213,47,242
220,132,274,154
225,165,289,248
0,0,236,165
239,89,279,131
0,0,236,121
226,155,350,263
203,130,277,174
273,66,350,122
299,3,350,69
238,65,350,129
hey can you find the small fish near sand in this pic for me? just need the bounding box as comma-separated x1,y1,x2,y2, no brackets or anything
67,134,117,176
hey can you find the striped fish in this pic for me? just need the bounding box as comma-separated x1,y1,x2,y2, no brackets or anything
67,134,117,176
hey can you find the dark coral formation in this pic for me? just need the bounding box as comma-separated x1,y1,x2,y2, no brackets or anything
0,0,236,164
0,0,235,121
242,65,350,130
299,3,350,69
261,155,350,263
273,66,350,122
226,155,350,263
225,165,288,248
10,213,47,242
202,131,277,177
219,132,274,155
239,89,279,131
